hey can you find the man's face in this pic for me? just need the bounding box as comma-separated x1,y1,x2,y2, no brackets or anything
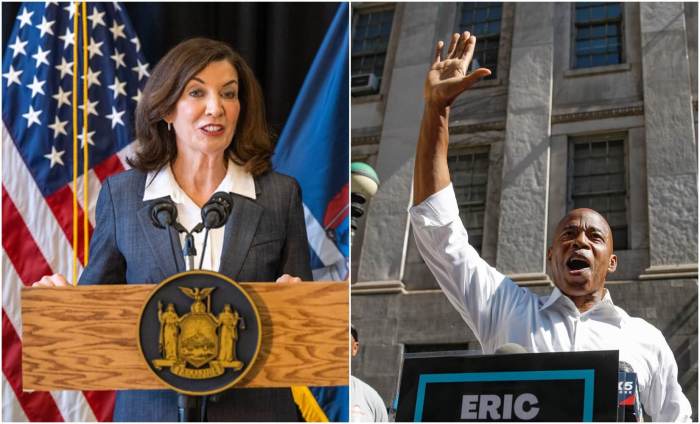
547,209,617,298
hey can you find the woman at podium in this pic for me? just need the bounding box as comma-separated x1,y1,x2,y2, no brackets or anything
32,37,312,421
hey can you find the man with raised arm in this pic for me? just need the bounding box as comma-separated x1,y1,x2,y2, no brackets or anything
409,31,691,422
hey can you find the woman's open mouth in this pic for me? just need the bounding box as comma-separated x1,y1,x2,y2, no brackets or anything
199,124,225,136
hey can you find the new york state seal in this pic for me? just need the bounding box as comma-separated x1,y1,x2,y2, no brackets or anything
138,271,261,395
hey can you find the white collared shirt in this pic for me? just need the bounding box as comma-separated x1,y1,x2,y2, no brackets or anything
143,160,256,271
408,183,692,422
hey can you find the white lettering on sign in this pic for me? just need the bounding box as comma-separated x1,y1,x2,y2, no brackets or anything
460,393,540,420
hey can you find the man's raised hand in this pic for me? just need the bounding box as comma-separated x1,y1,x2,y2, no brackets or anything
424,32,492,109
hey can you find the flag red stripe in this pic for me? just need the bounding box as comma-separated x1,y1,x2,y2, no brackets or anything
4,187,115,421
323,183,349,227
44,186,94,267
68,155,122,421
93,154,125,182
2,187,53,285
2,311,65,422
83,390,116,422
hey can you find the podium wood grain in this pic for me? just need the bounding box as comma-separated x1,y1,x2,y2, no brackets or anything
21,282,348,391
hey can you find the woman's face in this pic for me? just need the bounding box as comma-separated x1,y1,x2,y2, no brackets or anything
167,60,240,160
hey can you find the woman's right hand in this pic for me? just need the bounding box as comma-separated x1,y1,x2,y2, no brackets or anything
32,274,71,288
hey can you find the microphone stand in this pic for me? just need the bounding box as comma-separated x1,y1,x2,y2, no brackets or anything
175,222,207,421
180,223,204,272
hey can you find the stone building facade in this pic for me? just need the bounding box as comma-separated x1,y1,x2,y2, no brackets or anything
351,2,698,419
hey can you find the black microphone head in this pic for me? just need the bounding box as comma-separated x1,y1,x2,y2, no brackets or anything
201,192,233,229
150,200,178,229
494,343,528,354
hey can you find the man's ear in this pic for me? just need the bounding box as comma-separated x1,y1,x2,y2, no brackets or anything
608,254,618,273
546,246,552,263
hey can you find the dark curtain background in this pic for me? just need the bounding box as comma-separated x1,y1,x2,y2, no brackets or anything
2,2,340,137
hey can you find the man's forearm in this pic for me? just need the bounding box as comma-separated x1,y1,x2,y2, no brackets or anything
413,103,452,205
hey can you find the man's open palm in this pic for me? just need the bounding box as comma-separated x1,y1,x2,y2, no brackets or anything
424,31,492,108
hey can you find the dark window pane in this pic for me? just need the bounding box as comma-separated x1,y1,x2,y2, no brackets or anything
612,228,627,250
591,6,605,20
352,8,395,95
569,138,628,250
459,3,502,79
449,149,491,254
573,3,623,68
607,3,621,18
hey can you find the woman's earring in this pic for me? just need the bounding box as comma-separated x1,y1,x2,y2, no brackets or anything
167,122,172,131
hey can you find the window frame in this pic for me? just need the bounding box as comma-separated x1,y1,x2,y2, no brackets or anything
448,145,491,254
455,2,504,80
570,2,626,70
567,133,630,250
351,4,397,98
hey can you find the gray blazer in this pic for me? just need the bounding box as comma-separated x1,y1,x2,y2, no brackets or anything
80,168,312,421
80,168,312,284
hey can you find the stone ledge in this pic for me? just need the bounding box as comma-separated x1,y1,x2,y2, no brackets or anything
551,104,644,124
638,264,698,280
351,280,405,294
507,272,553,286
351,93,383,105
351,134,381,146
563,62,631,78
450,120,506,134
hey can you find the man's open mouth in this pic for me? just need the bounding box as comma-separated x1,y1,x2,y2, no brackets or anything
566,257,590,271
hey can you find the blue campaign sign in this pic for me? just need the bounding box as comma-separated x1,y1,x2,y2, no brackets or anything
397,350,618,422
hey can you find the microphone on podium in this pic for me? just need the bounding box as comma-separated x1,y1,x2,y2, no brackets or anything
150,199,187,273
197,192,233,269
618,361,642,422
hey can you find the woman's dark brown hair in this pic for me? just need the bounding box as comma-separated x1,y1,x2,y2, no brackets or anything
129,37,273,176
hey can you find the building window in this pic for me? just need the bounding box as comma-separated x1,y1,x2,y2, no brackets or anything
457,3,502,79
568,137,628,249
351,8,394,96
573,3,623,68
448,148,490,253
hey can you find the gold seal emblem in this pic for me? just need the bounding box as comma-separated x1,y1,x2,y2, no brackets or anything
138,270,261,395
152,287,245,379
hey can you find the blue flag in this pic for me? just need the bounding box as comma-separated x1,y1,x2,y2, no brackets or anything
272,3,349,422
273,3,349,282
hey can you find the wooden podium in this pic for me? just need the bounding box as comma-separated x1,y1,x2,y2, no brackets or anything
21,282,348,391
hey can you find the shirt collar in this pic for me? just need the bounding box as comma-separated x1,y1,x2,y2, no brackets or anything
539,286,623,326
143,160,256,202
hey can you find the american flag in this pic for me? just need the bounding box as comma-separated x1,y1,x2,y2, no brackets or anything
2,2,147,421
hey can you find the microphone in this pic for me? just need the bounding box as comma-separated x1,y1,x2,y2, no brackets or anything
197,192,234,269
494,343,528,354
201,192,233,229
150,199,178,228
618,361,642,422
149,199,185,273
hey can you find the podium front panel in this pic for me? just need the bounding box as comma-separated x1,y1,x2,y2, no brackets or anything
396,350,618,422
21,282,348,390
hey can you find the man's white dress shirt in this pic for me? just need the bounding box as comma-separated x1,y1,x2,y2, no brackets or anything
351,375,389,422
408,184,692,422
143,160,256,271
